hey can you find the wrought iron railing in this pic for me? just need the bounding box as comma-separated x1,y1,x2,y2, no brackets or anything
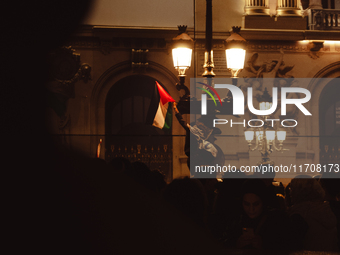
105,134,174,183
308,9,340,30
49,134,175,183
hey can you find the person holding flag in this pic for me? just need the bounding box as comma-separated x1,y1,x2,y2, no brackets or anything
173,102,223,171
147,81,223,172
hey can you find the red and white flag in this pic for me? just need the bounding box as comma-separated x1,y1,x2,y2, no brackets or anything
146,81,176,130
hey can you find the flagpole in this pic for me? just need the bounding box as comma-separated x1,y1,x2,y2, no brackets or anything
96,138,102,158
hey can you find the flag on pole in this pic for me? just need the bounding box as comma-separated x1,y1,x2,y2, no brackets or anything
97,139,102,158
146,81,176,130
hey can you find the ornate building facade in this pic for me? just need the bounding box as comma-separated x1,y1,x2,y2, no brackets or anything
45,0,340,184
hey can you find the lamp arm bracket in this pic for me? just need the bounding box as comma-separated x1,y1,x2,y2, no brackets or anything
272,141,281,151
272,140,289,152
248,144,258,151
248,139,259,151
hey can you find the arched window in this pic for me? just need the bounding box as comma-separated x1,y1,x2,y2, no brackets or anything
319,78,340,166
105,75,173,182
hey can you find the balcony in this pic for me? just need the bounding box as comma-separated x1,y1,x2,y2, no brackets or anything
308,9,340,30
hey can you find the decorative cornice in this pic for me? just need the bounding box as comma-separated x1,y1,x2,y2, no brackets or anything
241,29,340,41
68,26,340,55
68,36,169,52
69,26,340,51
187,29,340,41
194,38,340,54
74,25,340,40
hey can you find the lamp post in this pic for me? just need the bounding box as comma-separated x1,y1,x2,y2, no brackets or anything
225,26,247,80
202,0,215,79
172,2,247,106
244,88,288,165
201,3,247,79
171,25,194,104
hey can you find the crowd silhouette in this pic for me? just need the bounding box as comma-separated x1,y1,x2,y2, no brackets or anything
102,156,340,253
4,1,340,254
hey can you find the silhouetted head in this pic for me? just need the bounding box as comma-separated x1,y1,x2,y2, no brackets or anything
289,176,326,205
109,157,132,173
130,161,152,181
253,168,276,186
241,179,268,219
319,172,340,200
149,169,167,192
162,177,208,228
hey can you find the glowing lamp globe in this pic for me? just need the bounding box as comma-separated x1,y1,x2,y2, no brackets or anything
172,26,194,76
225,26,247,78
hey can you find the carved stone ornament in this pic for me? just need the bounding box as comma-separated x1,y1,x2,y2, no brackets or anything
245,50,294,75
48,46,80,81
46,46,91,132
48,46,91,87
242,50,299,135
307,41,324,59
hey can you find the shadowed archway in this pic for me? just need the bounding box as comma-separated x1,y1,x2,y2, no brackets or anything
319,77,340,167
105,74,173,182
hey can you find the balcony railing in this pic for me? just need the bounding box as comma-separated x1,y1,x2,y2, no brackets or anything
277,0,300,8
245,0,269,15
277,0,302,16
308,9,340,30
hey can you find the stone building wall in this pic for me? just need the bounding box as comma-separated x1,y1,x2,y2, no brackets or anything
45,0,340,182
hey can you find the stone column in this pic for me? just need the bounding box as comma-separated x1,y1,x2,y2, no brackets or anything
277,0,302,15
245,0,270,15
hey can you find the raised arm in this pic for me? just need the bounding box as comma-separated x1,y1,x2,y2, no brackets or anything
173,102,190,130
273,48,284,73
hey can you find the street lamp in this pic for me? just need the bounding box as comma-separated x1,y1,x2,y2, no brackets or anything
172,47,192,76
244,88,287,165
172,26,193,77
245,126,288,165
225,26,247,79
219,26,247,113
171,25,194,103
